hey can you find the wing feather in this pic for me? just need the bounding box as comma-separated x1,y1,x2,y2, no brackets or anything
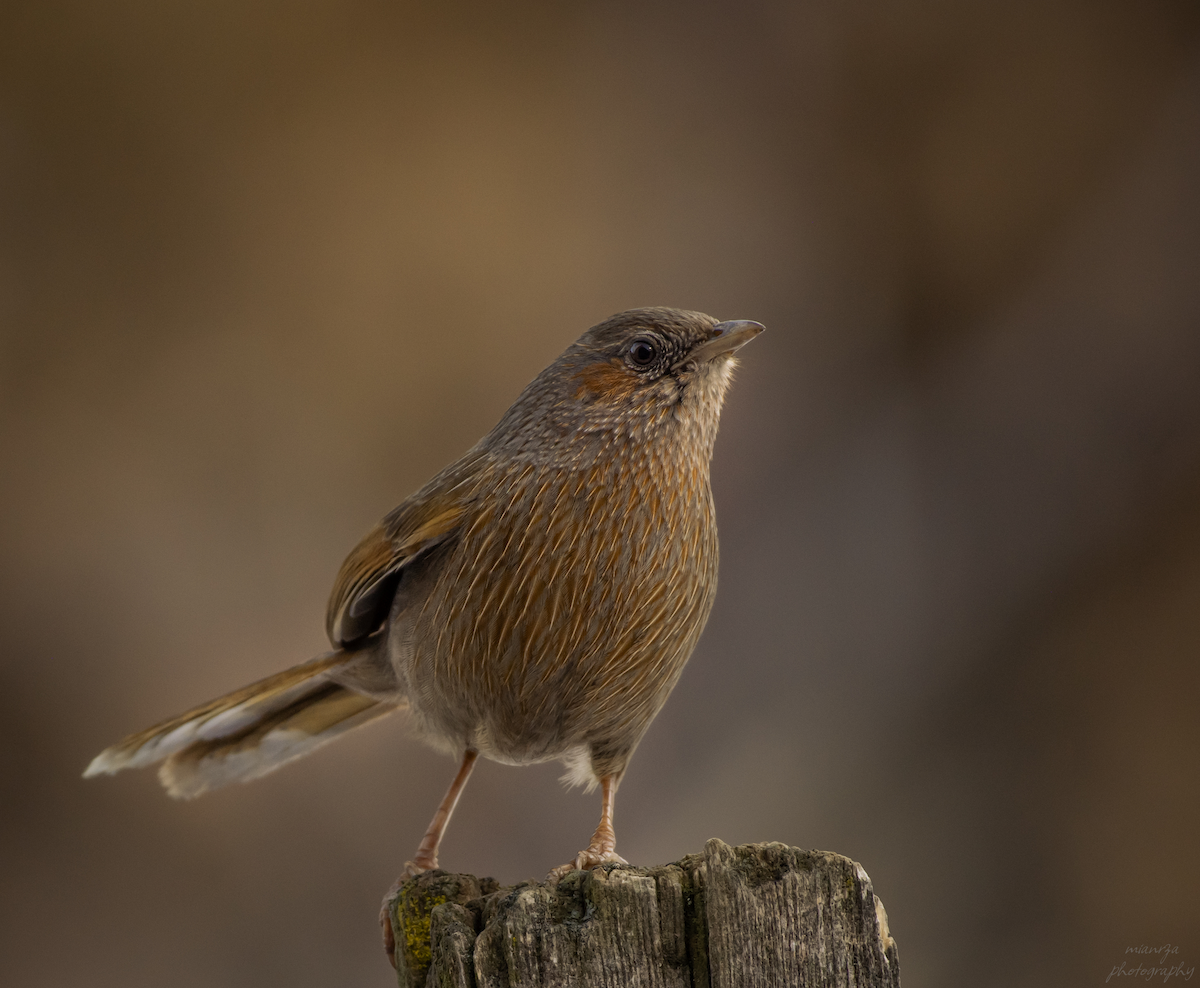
325,500,468,646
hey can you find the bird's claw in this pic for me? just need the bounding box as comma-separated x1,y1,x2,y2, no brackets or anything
548,847,628,881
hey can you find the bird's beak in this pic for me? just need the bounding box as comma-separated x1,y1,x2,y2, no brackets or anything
673,320,765,369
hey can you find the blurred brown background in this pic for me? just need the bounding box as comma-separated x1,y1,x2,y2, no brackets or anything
3,1,1200,985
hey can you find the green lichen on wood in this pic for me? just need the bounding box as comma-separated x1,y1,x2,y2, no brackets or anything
389,870,498,988
398,888,446,972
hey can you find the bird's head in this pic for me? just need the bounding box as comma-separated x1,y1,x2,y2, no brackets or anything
491,307,763,458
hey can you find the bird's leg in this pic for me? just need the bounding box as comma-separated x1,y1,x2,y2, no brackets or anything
380,748,478,966
408,748,479,872
549,774,628,880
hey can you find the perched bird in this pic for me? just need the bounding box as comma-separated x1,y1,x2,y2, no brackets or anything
85,306,762,960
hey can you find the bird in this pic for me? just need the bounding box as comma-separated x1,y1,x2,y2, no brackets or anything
84,306,762,962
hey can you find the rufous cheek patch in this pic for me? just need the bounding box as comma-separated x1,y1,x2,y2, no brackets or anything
572,359,638,402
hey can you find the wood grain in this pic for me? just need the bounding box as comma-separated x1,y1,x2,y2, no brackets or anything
386,839,899,988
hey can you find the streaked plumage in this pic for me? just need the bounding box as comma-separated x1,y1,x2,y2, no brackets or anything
84,306,762,960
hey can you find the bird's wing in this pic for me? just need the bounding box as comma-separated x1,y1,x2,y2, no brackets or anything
325,495,468,647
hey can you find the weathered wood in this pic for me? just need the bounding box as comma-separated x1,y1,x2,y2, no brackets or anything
386,839,899,988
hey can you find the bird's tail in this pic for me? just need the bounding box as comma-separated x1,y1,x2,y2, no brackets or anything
83,651,402,799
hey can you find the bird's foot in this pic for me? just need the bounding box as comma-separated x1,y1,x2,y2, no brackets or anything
548,845,628,882
380,859,435,968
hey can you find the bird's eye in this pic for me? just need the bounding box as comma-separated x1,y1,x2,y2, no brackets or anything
628,338,658,367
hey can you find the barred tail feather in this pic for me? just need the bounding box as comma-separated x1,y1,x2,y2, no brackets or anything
83,651,403,799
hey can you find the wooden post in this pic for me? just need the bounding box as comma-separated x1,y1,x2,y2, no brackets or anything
385,838,899,987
